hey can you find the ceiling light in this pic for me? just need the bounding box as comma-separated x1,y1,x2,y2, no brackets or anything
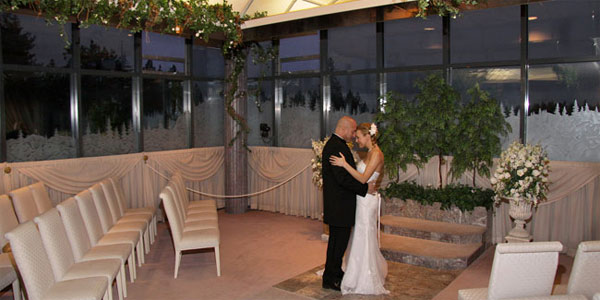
528,16,538,21
424,27,435,31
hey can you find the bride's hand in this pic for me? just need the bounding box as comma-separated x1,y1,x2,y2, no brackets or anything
329,152,346,167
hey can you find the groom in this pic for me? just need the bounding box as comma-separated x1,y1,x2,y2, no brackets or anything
321,116,374,291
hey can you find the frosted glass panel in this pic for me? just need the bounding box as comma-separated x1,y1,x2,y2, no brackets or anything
280,77,320,148
528,62,600,162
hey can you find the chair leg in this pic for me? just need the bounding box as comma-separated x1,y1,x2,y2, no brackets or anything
143,229,150,254
115,271,123,300
12,279,21,300
120,264,127,298
215,245,221,277
107,280,113,300
128,250,136,282
174,251,182,279
136,241,144,266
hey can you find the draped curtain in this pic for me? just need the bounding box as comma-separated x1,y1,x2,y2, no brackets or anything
1,147,598,254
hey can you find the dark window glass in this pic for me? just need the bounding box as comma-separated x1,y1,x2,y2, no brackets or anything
329,23,376,71
280,77,320,148
247,41,272,78
384,16,442,67
280,34,319,73
142,31,185,74
80,25,133,71
143,79,186,151
4,72,72,161
193,45,224,78
1,13,71,67
451,5,520,63
387,70,442,101
326,74,378,134
193,80,224,147
452,67,521,148
247,80,274,146
528,62,600,162
529,0,600,59
81,76,133,157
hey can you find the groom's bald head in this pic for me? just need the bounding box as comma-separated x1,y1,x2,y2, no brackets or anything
335,116,357,142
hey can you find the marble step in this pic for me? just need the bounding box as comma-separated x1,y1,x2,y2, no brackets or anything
381,215,486,244
380,233,484,270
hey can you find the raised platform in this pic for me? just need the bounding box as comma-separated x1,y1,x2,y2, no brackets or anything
380,233,485,270
381,215,486,244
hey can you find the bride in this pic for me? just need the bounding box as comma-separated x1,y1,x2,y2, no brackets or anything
329,122,390,295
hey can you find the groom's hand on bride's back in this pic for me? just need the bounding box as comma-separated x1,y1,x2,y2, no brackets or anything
367,182,377,194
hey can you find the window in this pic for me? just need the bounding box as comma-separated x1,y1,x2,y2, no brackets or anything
327,74,378,134
193,45,224,78
193,81,224,147
451,5,520,63
81,76,133,156
142,31,185,74
385,16,443,67
529,0,600,59
280,34,319,73
247,80,274,146
329,23,376,71
4,72,72,161
143,79,186,151
528,62,600,162
1,13,71,67
80,25,134,71
280,77,321,148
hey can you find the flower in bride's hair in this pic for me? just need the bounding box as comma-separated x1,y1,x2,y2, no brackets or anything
369,123,377,136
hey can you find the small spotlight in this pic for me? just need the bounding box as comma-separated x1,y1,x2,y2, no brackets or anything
424,27,435,31
175,25,182,34
528,16,538,21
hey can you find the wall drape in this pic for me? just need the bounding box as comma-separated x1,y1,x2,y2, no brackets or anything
1,147,598,254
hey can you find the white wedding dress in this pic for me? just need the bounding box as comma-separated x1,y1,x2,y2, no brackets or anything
341,161,390,295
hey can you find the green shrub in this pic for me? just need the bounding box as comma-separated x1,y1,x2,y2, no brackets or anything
381,181,495,212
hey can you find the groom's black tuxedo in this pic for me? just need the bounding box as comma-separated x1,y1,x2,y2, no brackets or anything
321,134,368,289
322,134,368,227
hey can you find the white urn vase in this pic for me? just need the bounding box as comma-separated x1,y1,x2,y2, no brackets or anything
505,197,533,243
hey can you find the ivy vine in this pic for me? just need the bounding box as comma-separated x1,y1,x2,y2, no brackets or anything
416,0,483,18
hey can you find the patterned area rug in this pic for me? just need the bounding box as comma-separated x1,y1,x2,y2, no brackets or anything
274,262,461,300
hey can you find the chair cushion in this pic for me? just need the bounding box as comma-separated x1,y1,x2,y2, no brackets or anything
179,228,219,251
44,277,107,300
0,265,17,290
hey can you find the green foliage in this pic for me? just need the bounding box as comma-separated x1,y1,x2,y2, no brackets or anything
382,180,495,212
375,92,425,181
413,74,460,188
450,84,511,186
416,0,483,18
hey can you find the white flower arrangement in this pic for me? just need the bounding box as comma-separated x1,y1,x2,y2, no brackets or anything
491,141,550,207
311,137,329,189
369,123,378,137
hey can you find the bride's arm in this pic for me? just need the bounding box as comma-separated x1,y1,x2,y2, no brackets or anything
329,151,382,184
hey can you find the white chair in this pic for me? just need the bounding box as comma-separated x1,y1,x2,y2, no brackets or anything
505,296,588,300
593,293,599,300
159,186,220,278
565,241,600,299
75,189,143,267
458,241,563,300
34,209,124,300
57,197,136,283
8,182,53,223
0,194,22,300
166,181,218,223
108,178,157,241
5,221,109,300
166,184,219,232
101,179,154,246
90,183,150,255
171,173,216,210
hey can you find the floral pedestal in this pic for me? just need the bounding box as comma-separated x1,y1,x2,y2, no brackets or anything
505,197,533,243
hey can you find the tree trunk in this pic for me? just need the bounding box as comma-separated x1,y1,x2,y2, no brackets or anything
224,58,248,214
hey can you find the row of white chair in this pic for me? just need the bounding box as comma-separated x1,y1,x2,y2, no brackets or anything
2,178,157,300
458,240,600,300
159,172,220,278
